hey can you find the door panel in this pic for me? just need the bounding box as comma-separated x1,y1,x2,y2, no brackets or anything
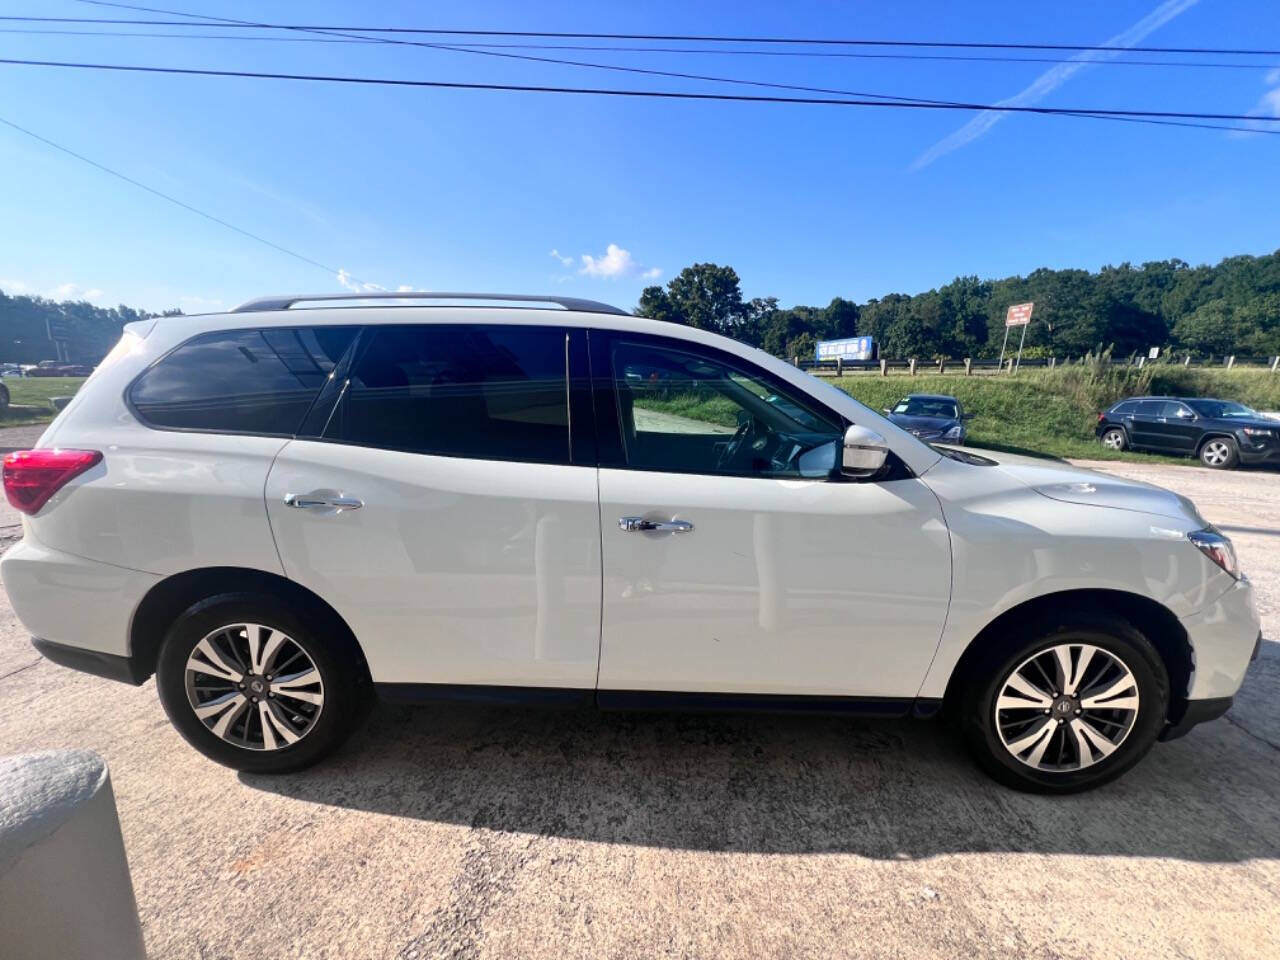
1125,401,1163,448
597,469,952,697
266,441,602,687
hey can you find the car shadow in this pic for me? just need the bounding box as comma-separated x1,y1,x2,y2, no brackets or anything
242,673,1280,863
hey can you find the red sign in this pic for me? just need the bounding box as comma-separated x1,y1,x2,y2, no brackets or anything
1006,302,1034,327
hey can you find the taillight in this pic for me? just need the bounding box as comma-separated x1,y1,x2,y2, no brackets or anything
2,449,103,515
1096,412,1105,423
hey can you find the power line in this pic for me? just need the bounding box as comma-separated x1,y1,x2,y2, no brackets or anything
0,115,361,283
9,12,1280,58
94,1,1275,137
5,28,1277,71
3,56,1278,127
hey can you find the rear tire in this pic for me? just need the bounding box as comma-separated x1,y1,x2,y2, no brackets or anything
960,613,1168,793
1199,436,1239,470
1100,427,1127,452
155,593,368,773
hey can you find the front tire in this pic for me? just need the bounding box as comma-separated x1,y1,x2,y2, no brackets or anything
155,593,367,773
960,614,1168,793
1199,436,1239,470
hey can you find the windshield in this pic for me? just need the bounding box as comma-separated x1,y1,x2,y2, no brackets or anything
892,397,958,419
1187,400,1258,419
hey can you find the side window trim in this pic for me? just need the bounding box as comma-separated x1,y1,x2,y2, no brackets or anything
588,328,847,478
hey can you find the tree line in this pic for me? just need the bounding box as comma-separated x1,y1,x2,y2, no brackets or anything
636,250,1280,361
0,289,178,364
4,248,1278,365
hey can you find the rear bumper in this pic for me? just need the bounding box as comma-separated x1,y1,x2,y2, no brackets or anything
0,537,159,665
30,636,149,685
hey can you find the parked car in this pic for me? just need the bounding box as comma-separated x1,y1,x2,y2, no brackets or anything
25,361,93,378
0,293,1261,793
1096,396,1280,469
884,393,972,444
0,363,23,377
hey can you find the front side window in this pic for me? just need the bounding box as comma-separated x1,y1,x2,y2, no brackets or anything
1188,399,1257,419
326,324,570,463
129,327,356,434
609,339,843,478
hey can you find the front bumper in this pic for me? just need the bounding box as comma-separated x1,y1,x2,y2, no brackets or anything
1238,442,1280,465
1180,577,1262,701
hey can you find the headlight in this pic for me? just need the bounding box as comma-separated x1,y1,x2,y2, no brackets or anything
943,424,964,440
1242,427,1274,438
1188,527,1240,579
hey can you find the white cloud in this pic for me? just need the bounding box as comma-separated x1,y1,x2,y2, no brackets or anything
641,267,663,280
913,0,1200,169
179,295,224,307
579,243,637,278
549,249,574,267
1233,72,1280,137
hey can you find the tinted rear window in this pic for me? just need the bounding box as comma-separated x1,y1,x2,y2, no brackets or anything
325,324,570,463
130,327,357,434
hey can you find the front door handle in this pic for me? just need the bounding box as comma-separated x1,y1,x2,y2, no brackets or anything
284,493,364,512
618,516,694,534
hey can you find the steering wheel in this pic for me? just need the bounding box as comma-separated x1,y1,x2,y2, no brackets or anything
716,417,757,471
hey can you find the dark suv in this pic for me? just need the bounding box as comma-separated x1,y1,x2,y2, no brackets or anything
1096,396,1280,469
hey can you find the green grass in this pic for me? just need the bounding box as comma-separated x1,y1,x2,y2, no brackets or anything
1,377,87,426
827,365,1280,464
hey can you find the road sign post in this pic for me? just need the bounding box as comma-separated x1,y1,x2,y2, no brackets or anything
1000,302,1034,373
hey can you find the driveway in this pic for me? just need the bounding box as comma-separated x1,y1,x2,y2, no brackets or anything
0,462,1277,959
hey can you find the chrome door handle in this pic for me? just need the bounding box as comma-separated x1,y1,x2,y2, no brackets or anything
284,493,364,511
618,516,693,534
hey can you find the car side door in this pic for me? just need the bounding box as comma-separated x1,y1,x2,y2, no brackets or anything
1159,401,1201,453
1124,400,1164,449
590,330,952,704
264,323,603,692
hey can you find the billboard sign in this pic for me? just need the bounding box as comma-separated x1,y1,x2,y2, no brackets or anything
815,336,874,362
1005,302,1034,327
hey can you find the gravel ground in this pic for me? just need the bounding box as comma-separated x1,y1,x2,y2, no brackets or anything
0,461,1277,960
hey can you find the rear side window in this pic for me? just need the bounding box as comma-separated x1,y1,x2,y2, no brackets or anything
325,324,570,463
129,327,357,435
1110,401,1139,416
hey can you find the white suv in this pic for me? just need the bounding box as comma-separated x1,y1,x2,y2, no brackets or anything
1,293,1261,792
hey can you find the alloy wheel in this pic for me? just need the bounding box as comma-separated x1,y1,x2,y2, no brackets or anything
184,622,325,751
1201,440,1230,466
994,642,1139,772
1101,429,1125,450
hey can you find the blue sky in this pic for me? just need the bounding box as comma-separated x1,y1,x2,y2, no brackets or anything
1,0,1277,314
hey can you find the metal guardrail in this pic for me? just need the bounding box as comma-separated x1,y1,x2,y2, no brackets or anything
796,354,1280,375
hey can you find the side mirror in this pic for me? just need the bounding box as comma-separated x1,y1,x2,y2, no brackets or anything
882,408,891,415
842,424,890,478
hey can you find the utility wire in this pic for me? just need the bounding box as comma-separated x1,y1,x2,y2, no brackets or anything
0,115,361,283
3,56,1279,127
58,2,1280,136
5,28,1277,71
15,10,1280,57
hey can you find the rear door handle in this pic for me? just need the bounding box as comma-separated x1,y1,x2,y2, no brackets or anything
618,516,693,533
284,493,364,512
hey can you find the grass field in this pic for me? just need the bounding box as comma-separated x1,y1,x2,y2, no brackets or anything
827,364,1280,463
0,377,87,426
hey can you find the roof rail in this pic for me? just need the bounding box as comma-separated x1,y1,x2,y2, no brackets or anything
231,291,629,316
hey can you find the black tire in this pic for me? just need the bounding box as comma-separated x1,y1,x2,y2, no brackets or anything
1099,427,1127,452
1198,436,1239,470
959,612,1169,794
155,592,368,773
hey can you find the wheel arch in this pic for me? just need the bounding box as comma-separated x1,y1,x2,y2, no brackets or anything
941,588,1192,722
1195,432,1236,454
128,566,370,682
